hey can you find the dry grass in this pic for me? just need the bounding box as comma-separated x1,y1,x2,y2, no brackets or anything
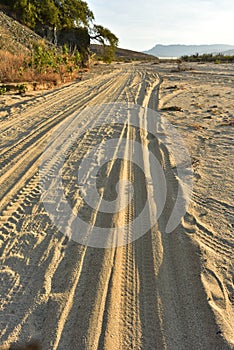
0,50,79,86
0,51,29,82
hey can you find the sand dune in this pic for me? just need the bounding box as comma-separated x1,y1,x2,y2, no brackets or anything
0,62,233,349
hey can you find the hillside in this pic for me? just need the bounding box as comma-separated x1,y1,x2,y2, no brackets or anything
144,44,234,57
0,11,82,87
0,10,53,54
91,44,158,61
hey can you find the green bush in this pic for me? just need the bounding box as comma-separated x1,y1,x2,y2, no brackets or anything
28,42,82,75
0,85,7,95
29,42,58,73
17,83,27,94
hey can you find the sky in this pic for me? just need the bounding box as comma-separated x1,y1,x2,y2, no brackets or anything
87,0,234,51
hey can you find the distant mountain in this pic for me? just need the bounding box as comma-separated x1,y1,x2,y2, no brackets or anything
144,44,234,57
221,49,234,56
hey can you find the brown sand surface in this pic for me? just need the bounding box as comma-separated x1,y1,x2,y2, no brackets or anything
0,62,233,349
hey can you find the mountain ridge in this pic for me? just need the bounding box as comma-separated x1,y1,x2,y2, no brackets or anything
90,44,158,61
144,44,234,57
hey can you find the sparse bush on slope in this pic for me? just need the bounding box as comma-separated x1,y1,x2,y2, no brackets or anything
0,42,82,85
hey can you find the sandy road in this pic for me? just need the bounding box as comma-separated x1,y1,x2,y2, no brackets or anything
0,63,232,349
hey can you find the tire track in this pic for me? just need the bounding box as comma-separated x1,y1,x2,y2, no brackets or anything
0,68,133,348
0,64,231,350
0,70,130,214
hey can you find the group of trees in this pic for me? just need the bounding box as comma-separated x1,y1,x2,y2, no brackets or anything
0,0,118,59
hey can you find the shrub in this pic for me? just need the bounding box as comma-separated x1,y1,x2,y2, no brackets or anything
17,83,28,94
181,53,234,63
0,43,82,87
0,85,7,95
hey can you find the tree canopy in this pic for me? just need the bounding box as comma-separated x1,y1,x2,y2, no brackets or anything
91,25,118,48
0,0,118,49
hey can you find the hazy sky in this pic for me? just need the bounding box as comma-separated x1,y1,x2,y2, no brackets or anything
87,0,234,51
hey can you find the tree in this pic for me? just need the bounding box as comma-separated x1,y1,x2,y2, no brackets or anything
39,0,59,27
90,25,118,48
57,0,94,29
13,0,39,28
90,25,119,62
0,0,94,29
0,0,119,61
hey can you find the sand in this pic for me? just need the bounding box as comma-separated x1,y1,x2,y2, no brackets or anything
0,62,233,349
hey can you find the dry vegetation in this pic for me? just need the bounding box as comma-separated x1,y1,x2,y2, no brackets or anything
0,43,82,93
0,11,82,91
